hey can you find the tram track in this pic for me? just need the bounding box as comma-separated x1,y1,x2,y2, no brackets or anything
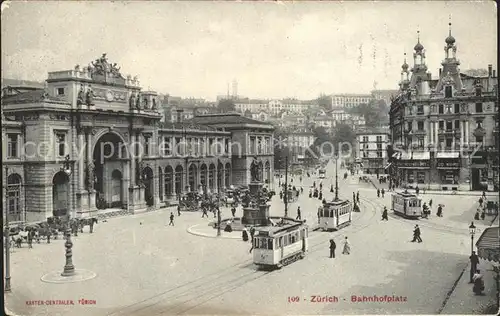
108,191,383,316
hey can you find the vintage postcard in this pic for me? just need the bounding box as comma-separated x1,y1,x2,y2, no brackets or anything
2,1,499,315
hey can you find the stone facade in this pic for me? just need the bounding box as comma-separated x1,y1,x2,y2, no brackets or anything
388,26,498,191
1,55,274,224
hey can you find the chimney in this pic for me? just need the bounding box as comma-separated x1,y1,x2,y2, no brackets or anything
488,64,493,77
439,69,442,77
176,109,184,123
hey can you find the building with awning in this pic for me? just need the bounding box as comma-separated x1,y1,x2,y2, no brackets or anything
476,227,500,262
395,151,430,189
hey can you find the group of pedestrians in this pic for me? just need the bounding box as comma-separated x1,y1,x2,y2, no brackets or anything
376,188,385,198
329,237,351,258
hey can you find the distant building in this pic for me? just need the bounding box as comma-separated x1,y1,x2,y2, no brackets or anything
331,93,373,109
371,89,399,107
355,127,391,175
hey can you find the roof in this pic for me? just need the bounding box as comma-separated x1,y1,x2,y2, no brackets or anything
185,113,273,127
1,89,67,104
476,226,500,262
1,78,45,89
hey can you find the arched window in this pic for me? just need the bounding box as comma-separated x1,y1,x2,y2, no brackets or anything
165,166,174,197
53,172,69,217
7,174,22,222
158,167,164,201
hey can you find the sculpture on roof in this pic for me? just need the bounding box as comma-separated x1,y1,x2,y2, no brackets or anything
89,53,124,79
77,84,85,106
135,93,142,110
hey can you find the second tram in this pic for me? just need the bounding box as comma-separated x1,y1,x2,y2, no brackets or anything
318,199,352,231
318,169,326,179
252,221,308,269
391,190,422,218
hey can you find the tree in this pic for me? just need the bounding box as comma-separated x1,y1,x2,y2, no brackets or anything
350,99,389,127
217,99,236,112
316,94,332,111
332,123,356,152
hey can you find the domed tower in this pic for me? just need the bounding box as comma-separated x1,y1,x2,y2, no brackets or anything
412,31,427,72
399,53,410,91
409,31,430,94
435,19,463,93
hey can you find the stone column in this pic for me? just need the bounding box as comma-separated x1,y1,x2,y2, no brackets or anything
130,132,136,185
78,131,85,190
214,164,219,193
434,122,438,146
425,121,430,146
465,121,469,146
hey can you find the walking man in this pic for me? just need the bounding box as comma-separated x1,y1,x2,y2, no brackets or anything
342,237,351,255
411,225,422,243
168,212,175,226
356,191,360,203
381,188,385,198
177,205,181,216
231,206,236,217
377,189,380,198
329,239,336,258
296,206,301,220
202,207,208,218
469,251,480,283
27,229,33,249
382,207,388,221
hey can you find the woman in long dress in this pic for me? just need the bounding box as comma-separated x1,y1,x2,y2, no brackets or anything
342,237,351,255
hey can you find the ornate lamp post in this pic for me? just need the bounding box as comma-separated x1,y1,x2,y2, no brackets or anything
284,155,289,217
334,155,339,201
469,221,476,255
61,155,75,277
217,160,222,237
4,166,12,292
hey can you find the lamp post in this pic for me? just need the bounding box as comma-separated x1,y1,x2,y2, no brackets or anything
334,156,339,201
469,221,476,256
4,166,12,292
61,155,75,277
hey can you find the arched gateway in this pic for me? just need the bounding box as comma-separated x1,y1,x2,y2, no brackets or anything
93,132,129,209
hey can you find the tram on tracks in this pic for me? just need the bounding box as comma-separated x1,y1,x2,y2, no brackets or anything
391,190,422,219
252,220,308,269
318,199,352,231
318,168,326,179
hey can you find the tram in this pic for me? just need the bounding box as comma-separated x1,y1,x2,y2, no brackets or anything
252,220,308,269
391,190,423,218
318,169,326,179
318,199,352,231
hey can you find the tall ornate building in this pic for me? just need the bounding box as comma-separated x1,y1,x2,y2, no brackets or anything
2,54,274,225
389,25,498,191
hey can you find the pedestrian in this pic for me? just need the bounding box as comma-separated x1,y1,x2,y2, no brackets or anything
231,207,236,217
415,186,420,195
296,206,301,220
318,191,323,200
313,181,316,188
300,187,304,194
242,228,249,241
250,226,255,242
474,209,480,220
356,191,360,203
202,207,208,218
342,237,351,255
481,211,485,220
377,189,380,198
329,239,336,258
482,191,486,199
27,229,33,249
352,192,356,202
381,188,385,198
382,207,388,221
437,205,443,217
479,197,483,207
280,191,283,200
469,251,480,283
177,205,181,216
309,190,312,198
331,184,334,193
319,183,323,190
168,212,174,226
411,225,422,243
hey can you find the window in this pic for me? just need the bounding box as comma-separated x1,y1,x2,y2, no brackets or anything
376,143,382,150
476,87,482,97
225,139,230,154
446,138,452,148
7,175,22,222
377,151,382,158
408,106,413,115
376,136,382,142
446,104,453,113
408,172,415,183
407,121,412,131
363,151,368,158
454,104,460,114
445,86,452,98
475,103,483,113
417,121,424,131
7,134,18,158
417,172,425,184
363,136,368,143
250,137,256,154
57,87,65,95
175,137,182,155
476,120,483,129
439,104,444,114
418,138,424,148
144,135,150,156
438,121,444,130
476,136,483,144
56,133,66,157
209,138,214,155
417,104,424,114
446,121,452,131
454,120,460,129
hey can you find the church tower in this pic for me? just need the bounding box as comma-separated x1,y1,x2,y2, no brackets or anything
435,19,464,94
399,53,410,92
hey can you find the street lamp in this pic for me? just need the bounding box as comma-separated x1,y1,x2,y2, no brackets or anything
283,155,289,217
217,160,222,237
4,166,12,292
469,221,476,255
61,155,75,277
334,155,339,201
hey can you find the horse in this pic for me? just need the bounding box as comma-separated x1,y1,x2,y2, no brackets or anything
78,218,98,233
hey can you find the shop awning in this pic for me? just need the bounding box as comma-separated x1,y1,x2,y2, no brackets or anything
476,227,500,262
411,152,430,160
436,152,460,159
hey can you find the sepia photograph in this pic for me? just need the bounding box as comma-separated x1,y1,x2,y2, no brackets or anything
1,1,499,315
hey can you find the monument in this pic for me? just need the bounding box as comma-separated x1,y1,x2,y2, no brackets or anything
241,157,270,226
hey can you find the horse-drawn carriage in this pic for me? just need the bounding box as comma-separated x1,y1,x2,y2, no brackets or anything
179,192,201,211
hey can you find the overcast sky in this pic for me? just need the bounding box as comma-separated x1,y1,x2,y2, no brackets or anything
1,1,497,101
